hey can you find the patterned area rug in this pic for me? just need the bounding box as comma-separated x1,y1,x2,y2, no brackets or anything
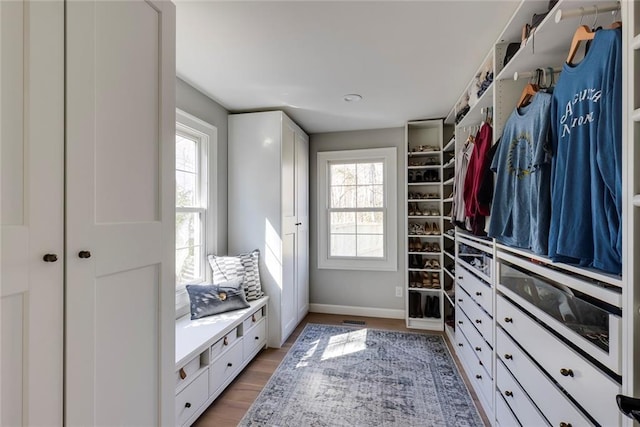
239,324,484,427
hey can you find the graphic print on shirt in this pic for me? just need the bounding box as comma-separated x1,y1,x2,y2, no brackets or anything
559,88,601,137
506,132,534,179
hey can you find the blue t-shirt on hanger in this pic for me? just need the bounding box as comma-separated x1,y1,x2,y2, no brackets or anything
549,28,622,275
488,91,552,255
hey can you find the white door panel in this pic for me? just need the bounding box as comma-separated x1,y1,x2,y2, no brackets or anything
65,1,175,425
1,1,64,425
295,132,309,321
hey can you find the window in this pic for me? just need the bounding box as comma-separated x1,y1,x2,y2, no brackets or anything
175,109,217,312
317,147,397,271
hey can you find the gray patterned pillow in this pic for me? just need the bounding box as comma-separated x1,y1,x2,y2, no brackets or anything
208,249,263,301
186,279,250,320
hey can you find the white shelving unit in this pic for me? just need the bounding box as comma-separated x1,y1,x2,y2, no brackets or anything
444,0,631,425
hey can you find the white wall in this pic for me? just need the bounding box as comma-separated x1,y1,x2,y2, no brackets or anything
176,78,228,255
309,127,405,317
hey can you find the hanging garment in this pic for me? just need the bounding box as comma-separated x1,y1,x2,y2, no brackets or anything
464,122,493,235
450,140,474,229
477,137,501,207
488,92,552,255
549,28,622,275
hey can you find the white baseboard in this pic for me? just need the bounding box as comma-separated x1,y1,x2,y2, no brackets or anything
309,303,405,320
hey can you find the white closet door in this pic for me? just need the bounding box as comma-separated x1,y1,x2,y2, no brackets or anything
295,131,309,322
65,1,175,425
0,1,64,425
281,122,298,342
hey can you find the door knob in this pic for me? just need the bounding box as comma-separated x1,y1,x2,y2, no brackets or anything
78,251,91,259
43,254,58,262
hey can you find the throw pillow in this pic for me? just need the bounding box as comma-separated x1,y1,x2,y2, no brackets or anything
186,278,250,320
208,249,263,301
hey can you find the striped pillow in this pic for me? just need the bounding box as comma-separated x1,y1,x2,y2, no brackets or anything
208,249,263,301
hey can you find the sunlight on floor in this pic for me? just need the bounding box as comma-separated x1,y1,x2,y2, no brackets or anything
321,328,368,361
296,339,320,368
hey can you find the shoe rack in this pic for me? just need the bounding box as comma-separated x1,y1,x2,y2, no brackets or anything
405,119,453,330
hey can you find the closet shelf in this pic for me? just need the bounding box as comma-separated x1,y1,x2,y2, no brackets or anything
496,0,612,83
632,108,640,123
443,268,455,281
443,197,454,203
456,87,494,129
444,233,455,242
443,136,456,152
444,251,455,260
443,289,455,307
443,215,452,221
408,182,440,186
408,215,442,219
632,34,640,51
443,177,455,186
443,158,456,169
408,165,440,170
633,194,640,207
407,150,442,157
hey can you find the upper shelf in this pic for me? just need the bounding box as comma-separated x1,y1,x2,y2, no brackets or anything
456,87,494,129
497,0,621,82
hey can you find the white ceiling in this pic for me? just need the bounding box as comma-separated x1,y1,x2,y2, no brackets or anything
175,1,521,134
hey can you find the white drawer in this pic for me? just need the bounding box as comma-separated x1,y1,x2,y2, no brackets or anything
209,340,243,396
457,307,492,377
496,361,549,427
497,328,594,427
175,369,208,427
497,294,621,426
456,284,493,347
454,315,493,411
456,262,493,316
210,326,240,362
243,318,266,362
176,353,203,391
496,393,521,427
243,306,265,332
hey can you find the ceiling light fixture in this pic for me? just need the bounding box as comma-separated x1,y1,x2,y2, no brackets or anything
343,93,363,102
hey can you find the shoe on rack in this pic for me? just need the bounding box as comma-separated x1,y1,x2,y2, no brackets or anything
432,223,441,235
431,259,441,269
432,243,441,252
422,242,431,252
431,273,441,289
424,296,434,318
422,271,432,288
432,296,441,318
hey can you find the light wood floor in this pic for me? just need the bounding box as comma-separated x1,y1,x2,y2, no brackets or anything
193,313,489,427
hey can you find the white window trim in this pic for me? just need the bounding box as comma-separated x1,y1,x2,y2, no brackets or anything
317,147,397,271
175,109,218,317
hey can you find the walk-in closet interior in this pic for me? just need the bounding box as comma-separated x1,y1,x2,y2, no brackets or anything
3,0,640,426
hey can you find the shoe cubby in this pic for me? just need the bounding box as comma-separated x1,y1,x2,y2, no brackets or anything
405,119,452,331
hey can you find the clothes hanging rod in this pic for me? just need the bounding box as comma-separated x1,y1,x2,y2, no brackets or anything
513,68,562,81
554,2,620,24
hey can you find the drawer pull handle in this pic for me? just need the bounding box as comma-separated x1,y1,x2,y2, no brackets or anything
458,343,463,347
504,317,513,323
560,368,574,377
457,299,463,303
475,346,481,351
179,368,187,380
504,354,513,360
227,362,233,367
504,391,513,397
223,336,228,346
475,291,482,296
475,319,481,324
255,336,260,340
457,321,463,324
559,423,572,427
78,250,91,259
458,276,463,280
475,374,482,379
252,314,257,322
185,402,191,408
43,253,58,262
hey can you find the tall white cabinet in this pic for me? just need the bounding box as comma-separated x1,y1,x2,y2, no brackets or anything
1,1,176,425
228,111,309,348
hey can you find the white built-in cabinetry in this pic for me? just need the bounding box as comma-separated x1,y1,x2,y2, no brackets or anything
444,0,636,425
228,111,309,348
174,298,268,426
1,1,176,425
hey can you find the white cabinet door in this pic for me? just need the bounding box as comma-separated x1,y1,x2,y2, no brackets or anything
1,1,64,425
65,1,175,425
295,131,309,322
281,122,298,341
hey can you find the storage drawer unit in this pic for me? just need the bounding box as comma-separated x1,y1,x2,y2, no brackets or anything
243,305,265,332
456,263,492,316
210,327,240,361
243,318,267,362
457,307,492,376
496,327,593,427
496,393,520,427
497,294,621,426
209,340,243,396
496,361,549,427
456,284,493,347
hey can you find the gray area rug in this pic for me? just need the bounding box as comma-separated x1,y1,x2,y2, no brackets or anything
239,324,484,427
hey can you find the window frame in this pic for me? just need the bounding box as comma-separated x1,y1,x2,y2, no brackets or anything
317,147,397,271
175,109,218,315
